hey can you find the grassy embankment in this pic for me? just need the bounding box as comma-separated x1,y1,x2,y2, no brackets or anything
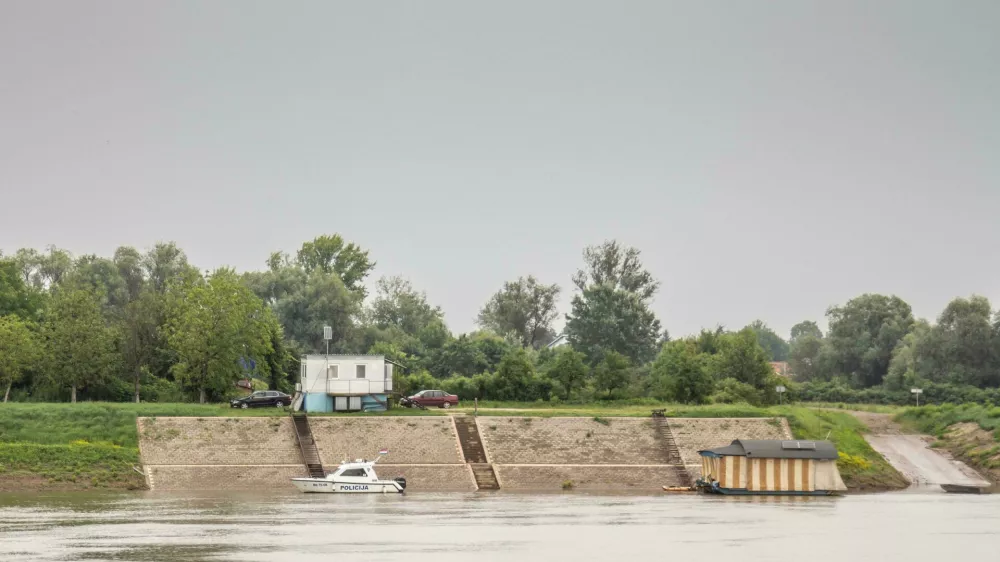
896,404,1000,483
1,401,907,491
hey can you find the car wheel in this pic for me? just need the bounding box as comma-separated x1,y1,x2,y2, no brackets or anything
276,401,284,408
241,403,249,409
442,402,451,409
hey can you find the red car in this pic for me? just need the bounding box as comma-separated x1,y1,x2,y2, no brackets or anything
400,390,459,409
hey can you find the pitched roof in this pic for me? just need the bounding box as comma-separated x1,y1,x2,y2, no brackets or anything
699,439,838,460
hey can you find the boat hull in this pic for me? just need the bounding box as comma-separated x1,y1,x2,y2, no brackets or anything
940,484,984,494
701,486,838,496
291,478,404,494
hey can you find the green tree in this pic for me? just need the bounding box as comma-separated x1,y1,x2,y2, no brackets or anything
0,315,43,402
368,276,443,337
44,287,118,402
565,284,661,365
544,347,588,399
715,328,773,389
0,259,44,320
165,270,275,403
593,351,631,398
295,234,374,295
650,340,713,404
477,276,561,349
787,333,828,382
747,320,789,361
790,320,823,343
825,294,915,387
492,348,536,401
885,320,932,391
572,240,659,301
121,287,161,402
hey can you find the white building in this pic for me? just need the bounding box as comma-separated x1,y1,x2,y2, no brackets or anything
299,354,395,412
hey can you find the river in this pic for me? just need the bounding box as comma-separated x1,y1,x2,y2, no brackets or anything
1,490,997,561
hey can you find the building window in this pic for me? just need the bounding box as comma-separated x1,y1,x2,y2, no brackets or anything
327,365,339,379
356,365,366,379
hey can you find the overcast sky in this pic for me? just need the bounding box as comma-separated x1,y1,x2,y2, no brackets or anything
2,1,998,339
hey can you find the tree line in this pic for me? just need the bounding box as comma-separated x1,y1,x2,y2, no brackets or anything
1,235,999,405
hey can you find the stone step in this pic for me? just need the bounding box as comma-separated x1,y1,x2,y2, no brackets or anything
470,463,499,490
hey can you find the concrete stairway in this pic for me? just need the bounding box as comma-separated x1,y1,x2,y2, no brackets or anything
470,464,500,490
651,418,691,483
291,412,326,478
454,416,500,490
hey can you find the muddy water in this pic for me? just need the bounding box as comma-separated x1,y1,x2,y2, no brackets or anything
1,491,998,561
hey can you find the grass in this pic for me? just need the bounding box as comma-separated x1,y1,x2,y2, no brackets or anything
895,403,1000,438
0,442,145,490
775,407,908,490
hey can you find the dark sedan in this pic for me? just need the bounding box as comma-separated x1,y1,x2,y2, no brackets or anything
230,390,292,409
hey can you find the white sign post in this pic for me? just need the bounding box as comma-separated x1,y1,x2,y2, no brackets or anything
911,388,923,407
776,385,787,405
323,325,332,356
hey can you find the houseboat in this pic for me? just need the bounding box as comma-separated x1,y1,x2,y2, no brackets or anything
696,439,847,496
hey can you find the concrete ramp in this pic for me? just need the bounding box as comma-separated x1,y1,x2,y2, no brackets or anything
865,434,990,489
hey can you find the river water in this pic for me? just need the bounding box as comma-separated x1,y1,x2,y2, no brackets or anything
1,490,997,561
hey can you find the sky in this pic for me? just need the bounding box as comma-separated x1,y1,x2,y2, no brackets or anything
1,1,999,339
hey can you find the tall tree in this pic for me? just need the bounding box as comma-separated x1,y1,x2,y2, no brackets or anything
825,294,914,387
715,328,773,389
650,340,713,404
477,276,561,349
790,320,823,343
0,259,44,320
369,276,443,337
121,288,161,403
572,240,659,302
565,284,661,365
44,287,118,402
165,269,275,403
142,242,193,293
747,320,789,361
787,333,828,382
0,315,43,402
273,270,363,353
295,234,374,295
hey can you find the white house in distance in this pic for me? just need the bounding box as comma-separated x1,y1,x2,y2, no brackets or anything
299,354,395,413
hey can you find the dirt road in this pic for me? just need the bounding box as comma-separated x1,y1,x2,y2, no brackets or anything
853,412,989,489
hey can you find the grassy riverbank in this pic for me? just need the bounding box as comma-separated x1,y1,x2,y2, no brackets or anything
1,401,907,491
896,404,1000,483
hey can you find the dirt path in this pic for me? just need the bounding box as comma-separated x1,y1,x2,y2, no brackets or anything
851,411,990,489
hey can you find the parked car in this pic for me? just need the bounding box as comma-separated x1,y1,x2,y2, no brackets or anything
400,390,459,409
230,390,292,409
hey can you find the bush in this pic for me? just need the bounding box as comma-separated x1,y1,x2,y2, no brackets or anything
710,378,762,405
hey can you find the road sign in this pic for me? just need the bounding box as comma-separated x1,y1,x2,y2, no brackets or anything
776,386,787,393
776,385,787,405
911,388,923,406
323,326,333,341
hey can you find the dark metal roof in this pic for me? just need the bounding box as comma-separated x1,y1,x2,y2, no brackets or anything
699,439,839,460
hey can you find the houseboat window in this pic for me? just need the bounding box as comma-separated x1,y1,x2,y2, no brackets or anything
356,365,366,379
327,365,339,379
341,468,367,477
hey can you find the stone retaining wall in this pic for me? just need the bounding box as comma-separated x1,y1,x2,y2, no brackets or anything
494,465,689,491
310,417,463,465
138,415,792,492
668,418,791,465
138,417,300,466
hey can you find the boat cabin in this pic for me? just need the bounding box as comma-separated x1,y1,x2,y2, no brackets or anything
698,439,847,495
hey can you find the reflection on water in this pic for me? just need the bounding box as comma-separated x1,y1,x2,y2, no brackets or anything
0,490,997,561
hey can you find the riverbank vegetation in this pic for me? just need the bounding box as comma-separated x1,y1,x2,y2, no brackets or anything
2,235,1000,409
